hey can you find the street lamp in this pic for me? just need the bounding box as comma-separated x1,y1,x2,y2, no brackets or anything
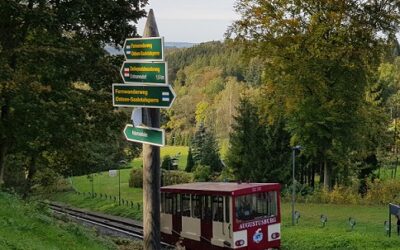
292,145,301,226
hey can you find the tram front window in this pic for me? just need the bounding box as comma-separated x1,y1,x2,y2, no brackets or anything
235,191,277,222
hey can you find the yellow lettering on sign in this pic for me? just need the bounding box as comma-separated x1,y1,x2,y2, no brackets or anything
131,43,152,49
130,66,161,73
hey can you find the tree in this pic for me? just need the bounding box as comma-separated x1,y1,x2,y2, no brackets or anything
227,93,291,182
227,95,264,181
185,147,195,172
0,1,147,194
229,0,400,189
191,123,222,172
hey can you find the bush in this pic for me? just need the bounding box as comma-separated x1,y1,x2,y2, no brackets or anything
129,168,143,188
364,179,400,205
161,155,178,170
193,165,212,182
162,170,192,186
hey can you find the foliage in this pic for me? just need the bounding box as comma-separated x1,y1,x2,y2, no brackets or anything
364,179,400,205
165,42,245,141
161,155,174,170
185,147,195,172
192,165,212,182
229,0,400,189
162,170,192,186
227,93,291,182
129,167,143,188
0,0,147,195
191,123,223,172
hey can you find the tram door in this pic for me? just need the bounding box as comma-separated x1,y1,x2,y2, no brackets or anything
201,195,213,241
172,194,182,234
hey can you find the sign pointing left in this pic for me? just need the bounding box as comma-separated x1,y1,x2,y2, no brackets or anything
123,124,165,147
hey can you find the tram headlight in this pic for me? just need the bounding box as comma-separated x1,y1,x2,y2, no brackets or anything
271,232,280,239
235,239,245,247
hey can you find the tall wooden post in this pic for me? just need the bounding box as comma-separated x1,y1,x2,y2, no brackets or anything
142,9,161,250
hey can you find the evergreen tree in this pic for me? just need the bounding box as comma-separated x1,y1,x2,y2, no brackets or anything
227,96,263,181
185,147,195,172
227,95,291,182
191,123,222,172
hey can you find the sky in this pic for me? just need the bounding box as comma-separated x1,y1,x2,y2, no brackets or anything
137,0,239,43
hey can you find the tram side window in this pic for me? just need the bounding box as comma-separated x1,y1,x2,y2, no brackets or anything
173,194,181,215
212,196,224,222
225,196,230,223
202,196,212,220
191,195,201,219
163,193,173,214
182,194,191,217
268,191,277,216
161,193,165,213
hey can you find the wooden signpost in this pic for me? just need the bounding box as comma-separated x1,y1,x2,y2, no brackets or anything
111,9,172,249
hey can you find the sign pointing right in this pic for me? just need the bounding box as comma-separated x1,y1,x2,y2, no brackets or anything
112,83,176,109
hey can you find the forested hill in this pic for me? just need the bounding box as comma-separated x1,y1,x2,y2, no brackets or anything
164,41,263,145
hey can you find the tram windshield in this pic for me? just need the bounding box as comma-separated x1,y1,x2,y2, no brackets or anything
235,191,277,222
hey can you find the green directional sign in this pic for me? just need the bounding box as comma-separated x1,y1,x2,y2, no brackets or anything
120,61,167,84
124,124,165,147
123,37,164,61
112,83,176,108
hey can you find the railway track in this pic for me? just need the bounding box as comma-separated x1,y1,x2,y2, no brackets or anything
45,202,173,249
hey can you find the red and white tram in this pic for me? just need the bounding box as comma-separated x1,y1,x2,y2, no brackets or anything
160,182,281,250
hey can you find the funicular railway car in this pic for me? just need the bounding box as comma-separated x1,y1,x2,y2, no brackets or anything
160,182,281,250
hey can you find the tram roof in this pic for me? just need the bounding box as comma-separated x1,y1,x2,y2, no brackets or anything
161,182,280,196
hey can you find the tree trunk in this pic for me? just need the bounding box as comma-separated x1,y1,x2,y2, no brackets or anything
311,164,315,188
323,159,330,190
0,143,7,186
319,162,323,186
142,9,161,250
23,156,36,198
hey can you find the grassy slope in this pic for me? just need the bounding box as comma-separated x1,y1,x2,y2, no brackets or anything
281,202,400,249
50,190,400,249
0,192,116,250
70,146,188,202
52,145,400,249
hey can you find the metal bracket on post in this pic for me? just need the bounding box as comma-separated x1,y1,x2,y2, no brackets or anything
131,108,143,127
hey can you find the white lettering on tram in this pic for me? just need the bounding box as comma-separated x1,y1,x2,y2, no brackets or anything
239,217,277,230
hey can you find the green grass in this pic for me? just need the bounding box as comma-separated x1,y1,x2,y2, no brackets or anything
0,192,116,250
160,146,188,170
281,202,400,249
70,146,188,203
128,146,188,170
375,166,400,181
71,168,143,204
48,191,143,220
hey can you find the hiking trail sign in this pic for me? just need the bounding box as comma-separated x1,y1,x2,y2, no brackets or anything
123,37,164,61
120,61,167,84
123,124,165,147
112,83,176,108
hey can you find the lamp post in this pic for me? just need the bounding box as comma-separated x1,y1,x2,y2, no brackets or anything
292,145,301,226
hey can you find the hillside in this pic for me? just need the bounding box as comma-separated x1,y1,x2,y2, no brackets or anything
0,192,116,250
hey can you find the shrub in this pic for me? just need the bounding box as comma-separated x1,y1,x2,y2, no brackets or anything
129,168,143,188
193,165,212,181
162,170,192,186
364,179,400,205
161,155,172,170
